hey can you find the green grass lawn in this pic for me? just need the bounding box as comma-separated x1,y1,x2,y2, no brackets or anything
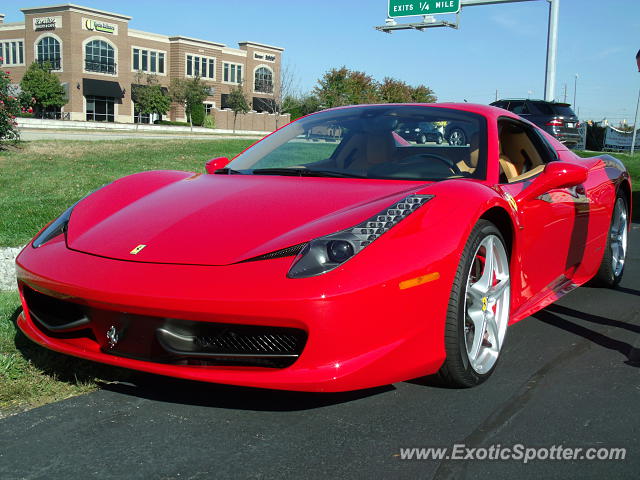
0,140,637,417
0,291,135,418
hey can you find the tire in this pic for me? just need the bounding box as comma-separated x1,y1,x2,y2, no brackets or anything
591,193,628,287
439,220,511,388
448,128,466,146
417,134,426,144
436,133,443,145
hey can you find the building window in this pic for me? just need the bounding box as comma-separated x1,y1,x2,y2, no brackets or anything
134,105,151,124
254,66,273,93
185,54,215,79
223,62,243,84
85,39,116,74
86,95,115,122
253,97,276,113
221,94,229,110
0,40,25,66
204,102,215,116
132,47,165,74
36,37,61,70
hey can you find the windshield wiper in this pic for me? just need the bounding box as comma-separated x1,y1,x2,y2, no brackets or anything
214,168,247,175
251,168,367,178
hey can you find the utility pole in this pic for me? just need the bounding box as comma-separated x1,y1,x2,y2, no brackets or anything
544,0,560,101
495,89,499,102
631,87,639,154
563,84,567,103
573,73,578,107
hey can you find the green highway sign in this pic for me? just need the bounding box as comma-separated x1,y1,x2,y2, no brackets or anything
388,0,461,18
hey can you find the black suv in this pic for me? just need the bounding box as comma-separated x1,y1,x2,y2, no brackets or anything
490,99,580,148
395,122,444,144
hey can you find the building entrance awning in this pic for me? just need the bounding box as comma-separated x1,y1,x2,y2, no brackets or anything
83,78,123,98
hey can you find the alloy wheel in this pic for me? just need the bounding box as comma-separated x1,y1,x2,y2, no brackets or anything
463,235,510,374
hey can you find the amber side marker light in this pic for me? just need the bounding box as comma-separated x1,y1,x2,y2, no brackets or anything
399,272,441,290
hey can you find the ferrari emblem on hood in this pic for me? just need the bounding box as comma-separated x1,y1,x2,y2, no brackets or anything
130,244,147,255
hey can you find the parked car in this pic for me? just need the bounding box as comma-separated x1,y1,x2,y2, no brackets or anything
395,121,444,144
15,103,631,391
490,99,581,148
444,121,473,146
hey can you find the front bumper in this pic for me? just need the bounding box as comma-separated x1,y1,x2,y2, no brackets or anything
16,237,451,392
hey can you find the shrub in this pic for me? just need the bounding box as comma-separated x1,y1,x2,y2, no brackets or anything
203,114,216,129
0,69,21,142
190,102,205,126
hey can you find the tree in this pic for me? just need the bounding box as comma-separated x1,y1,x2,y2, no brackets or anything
309,67,437,110
19,62,65,118
227,84,250,133
378,77,414,103
272,62,299,128
0,69,21,142
282,94,321,120
132,73,171,123
313,67,379,108
169,77,209,128
410,85,437,103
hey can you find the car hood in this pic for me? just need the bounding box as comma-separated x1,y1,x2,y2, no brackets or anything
66,171,431,265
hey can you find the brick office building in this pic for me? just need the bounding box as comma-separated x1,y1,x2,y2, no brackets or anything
0,3,286,128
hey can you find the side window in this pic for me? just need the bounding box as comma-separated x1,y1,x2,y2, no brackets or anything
498,119,554,183
531,128,558,162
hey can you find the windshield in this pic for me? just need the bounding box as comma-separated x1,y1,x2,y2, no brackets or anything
227,105,488,181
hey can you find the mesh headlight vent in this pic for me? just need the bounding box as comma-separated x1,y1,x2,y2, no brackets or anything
348,194,433,249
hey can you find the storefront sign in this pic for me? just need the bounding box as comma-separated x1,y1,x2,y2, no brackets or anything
83,18,118,35
33,16,61,31
254,51,276,62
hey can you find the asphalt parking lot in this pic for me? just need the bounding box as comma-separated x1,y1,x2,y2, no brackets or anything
1,225,638,480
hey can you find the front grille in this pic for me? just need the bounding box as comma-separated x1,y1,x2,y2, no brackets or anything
23,285,306,368
23,287,89,332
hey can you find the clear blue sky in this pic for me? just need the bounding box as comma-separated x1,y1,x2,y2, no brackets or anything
6,0,639,124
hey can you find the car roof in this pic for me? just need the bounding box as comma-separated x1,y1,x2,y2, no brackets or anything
321,102,515,119
492,98,571,106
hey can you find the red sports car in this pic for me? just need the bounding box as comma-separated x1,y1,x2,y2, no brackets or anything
15,104,631,391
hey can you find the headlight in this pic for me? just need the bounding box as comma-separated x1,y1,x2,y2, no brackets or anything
32,186,106,248
32,204,76,248
287,194,433,278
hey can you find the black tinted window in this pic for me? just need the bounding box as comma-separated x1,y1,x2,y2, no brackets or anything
529,101,576,117
507,101,529,114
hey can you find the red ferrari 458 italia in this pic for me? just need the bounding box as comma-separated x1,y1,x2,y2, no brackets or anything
15,104,631,391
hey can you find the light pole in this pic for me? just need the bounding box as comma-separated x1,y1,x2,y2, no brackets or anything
631,88,639,154
573,73,578,108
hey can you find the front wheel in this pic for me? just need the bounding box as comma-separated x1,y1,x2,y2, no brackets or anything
439,220,511,387
448,128,466,146
591,193,628,287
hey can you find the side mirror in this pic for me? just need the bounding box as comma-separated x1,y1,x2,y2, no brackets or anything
517,161,588,202
205,157,230,174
